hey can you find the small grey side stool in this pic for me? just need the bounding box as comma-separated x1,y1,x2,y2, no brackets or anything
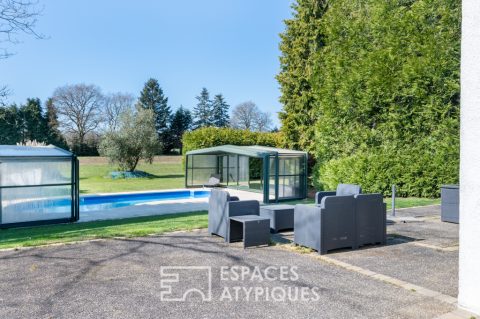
228,215,270,248
260,204,295,233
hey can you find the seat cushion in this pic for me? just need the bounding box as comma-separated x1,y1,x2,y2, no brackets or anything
206,176,220,185
336,184,362,196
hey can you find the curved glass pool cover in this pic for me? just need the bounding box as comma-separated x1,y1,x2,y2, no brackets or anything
185,145,308,203
0,145,79,228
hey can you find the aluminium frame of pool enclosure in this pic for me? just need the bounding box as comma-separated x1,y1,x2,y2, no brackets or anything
0,145,80,228
185,145,308,203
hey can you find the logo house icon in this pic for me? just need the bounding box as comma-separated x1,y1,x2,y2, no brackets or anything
160,266,212,302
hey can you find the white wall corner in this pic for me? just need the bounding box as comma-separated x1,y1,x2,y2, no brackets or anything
459,0,480,315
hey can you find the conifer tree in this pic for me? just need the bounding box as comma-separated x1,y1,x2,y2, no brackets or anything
0,105,22,144
45,98,68,149
192,88,212,129
20,98,48,144
138,78,171,146
277,0,327,154
169,106,192,153
211,94,230,127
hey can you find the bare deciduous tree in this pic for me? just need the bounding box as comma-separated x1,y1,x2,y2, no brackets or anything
231,101,273,132
104,92,134,132
256,111,273,132
0,0,43,58
231,101,257,130
52,84,105,146
0,0,44,103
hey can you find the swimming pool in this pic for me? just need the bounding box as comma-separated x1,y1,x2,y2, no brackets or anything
80,190,211,212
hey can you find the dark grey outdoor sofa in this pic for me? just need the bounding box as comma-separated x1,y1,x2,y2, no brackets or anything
208,189,260,242
315,183,362,204
294,184,386,255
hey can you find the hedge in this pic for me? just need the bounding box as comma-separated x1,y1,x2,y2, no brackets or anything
182,127,285,156
307,0,460,197
316,137,459,198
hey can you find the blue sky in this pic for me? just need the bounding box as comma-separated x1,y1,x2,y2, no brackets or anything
0,0,293,127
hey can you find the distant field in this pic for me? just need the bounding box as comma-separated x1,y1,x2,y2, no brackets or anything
79,156,181,165
79,156,184,194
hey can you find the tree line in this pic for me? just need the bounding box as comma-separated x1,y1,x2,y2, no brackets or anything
277,0,460,197
0,78,274,155
0,98,68,149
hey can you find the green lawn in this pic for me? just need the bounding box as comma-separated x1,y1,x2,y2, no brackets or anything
0,211,208,250
0,196,440,250
385,197,440,210
79,156,184,194
0,156,441,250
283,196,439,209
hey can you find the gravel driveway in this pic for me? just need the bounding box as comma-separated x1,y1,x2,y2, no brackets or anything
0,230,453,319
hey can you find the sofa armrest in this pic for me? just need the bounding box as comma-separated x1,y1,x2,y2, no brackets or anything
295,204,322,218
229,196,240,202
294,204,322,250
315,191,336,205
227,200,260,217
294,204,322,231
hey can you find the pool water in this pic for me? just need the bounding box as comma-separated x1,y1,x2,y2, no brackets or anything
80,190,210,212
0,190,210,224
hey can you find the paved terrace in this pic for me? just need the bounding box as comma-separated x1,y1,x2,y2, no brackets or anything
0,205,467,319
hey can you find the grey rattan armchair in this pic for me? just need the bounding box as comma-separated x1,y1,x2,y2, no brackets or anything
208,189,259,242
294,195,357,255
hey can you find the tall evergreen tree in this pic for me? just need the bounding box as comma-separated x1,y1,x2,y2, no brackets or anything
45,98,68,149
0,98,67,148
192,88,212,129
277,0,328,155
310,0,460,197
211,94,230,127
138,78,171,143
20,98,48,144
169,106,192,153
0,105,22,144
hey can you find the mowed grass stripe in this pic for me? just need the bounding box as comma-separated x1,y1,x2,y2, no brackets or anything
0,211,208,250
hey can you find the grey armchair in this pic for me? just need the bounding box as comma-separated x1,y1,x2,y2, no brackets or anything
294,195,357,255
355,194,387,247
208,189,260,242
315,184,362,205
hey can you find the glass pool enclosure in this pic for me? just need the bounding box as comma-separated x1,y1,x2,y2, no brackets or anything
185,145,308,203
0,145,79,228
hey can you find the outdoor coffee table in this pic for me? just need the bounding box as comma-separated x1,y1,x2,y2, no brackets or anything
260,204,295,233
228,215,270,248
